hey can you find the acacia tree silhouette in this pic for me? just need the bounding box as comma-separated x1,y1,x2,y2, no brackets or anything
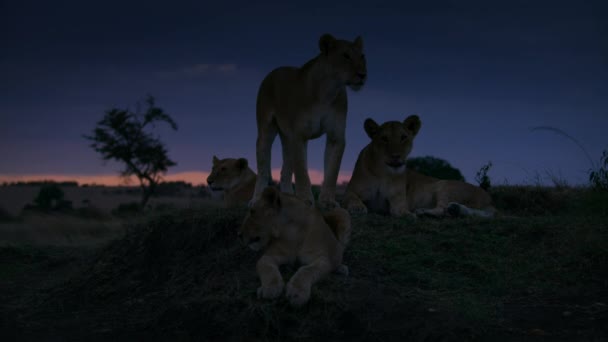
85,95,178,207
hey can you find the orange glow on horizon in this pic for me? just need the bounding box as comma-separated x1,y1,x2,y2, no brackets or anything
0,169,352,187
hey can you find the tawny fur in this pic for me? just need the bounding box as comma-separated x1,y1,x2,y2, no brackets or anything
344,116,496,218
251,33,367,210
239,187,351,307
343,115,421,217
206,156,256,208
406,170,496,218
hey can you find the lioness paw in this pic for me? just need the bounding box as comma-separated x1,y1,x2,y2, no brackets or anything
285,282,311,307
318,191,340,211
390,207,415,219
257,283,284,300
447,202,471,217
347,202,368,215
334,264,349,276
414,208,429,216
317,199,340,211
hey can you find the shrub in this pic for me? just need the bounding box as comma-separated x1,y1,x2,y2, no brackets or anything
475,161,493,191
33,184,65,210
406,156,465,181
589,150,608,190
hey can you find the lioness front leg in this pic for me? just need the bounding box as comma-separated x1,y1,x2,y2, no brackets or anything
291,139,314,205
256,255,285,300
389,192,415,218
285,257,332,307
318,129,345,210
251,121,278,206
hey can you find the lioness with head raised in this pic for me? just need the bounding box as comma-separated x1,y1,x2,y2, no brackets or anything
206,156,256,207
239,187,351,307
343,115,496,218
251,33,367,210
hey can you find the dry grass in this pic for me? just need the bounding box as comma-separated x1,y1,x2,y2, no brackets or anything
1,185,607,341
0,185,223,247
0,185,215,216
0,214,125,246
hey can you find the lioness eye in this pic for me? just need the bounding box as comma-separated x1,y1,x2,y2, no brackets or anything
343,53,351,60
221,167,227,172
401,135,408,142
381,136,388,143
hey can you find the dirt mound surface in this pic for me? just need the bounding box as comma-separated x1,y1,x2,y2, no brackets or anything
6,207,475,341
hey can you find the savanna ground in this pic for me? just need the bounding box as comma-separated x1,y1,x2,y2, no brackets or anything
1,184,607,341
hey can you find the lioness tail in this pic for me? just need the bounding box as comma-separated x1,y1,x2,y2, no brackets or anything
323,207,352,246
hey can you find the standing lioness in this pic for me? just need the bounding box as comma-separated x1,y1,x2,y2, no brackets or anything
251,33,367,209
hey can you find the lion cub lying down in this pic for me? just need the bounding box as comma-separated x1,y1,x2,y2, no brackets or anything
344,115,496,218
206,156,256,208
239,187,351,307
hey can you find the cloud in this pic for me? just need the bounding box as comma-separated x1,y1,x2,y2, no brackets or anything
156,63,238,79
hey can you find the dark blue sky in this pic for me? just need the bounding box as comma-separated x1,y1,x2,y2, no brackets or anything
1,0,607,185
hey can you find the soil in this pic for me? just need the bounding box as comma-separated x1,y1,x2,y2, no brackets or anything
1,207,606,341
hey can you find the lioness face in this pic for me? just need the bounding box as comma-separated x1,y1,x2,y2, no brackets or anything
319,34,367,91
364,115,422,174
206,156,249,191
238,187,282,251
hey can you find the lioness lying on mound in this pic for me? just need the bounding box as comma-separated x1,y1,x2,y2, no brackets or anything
206,156,256,207
344,116,496,218
239,187,351,307
343,115,422,217
406,170,496,218
251,33,367,210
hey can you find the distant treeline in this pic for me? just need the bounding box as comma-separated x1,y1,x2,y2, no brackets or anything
1,180,197,190
3,180,80,187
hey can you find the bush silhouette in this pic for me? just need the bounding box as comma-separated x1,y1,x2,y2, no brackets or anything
33,184,64,209
24,184,73,213
406,156,465,181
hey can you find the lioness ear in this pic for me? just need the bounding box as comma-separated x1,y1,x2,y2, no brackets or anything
364,118,379,139
403,115,422,136
262,187,281,209
353,36,363,50
212,155,219,165
319,33,336,56
236,158,248,171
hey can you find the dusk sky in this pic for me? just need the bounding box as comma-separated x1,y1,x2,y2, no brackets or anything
1,0,606,186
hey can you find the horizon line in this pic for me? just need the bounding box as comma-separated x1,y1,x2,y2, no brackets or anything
0,169,353,187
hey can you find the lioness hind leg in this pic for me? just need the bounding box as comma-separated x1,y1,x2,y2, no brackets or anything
447,202,495,218
251,122,278,206
414,207,446,217
291,139,314,206
279,133,294,194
